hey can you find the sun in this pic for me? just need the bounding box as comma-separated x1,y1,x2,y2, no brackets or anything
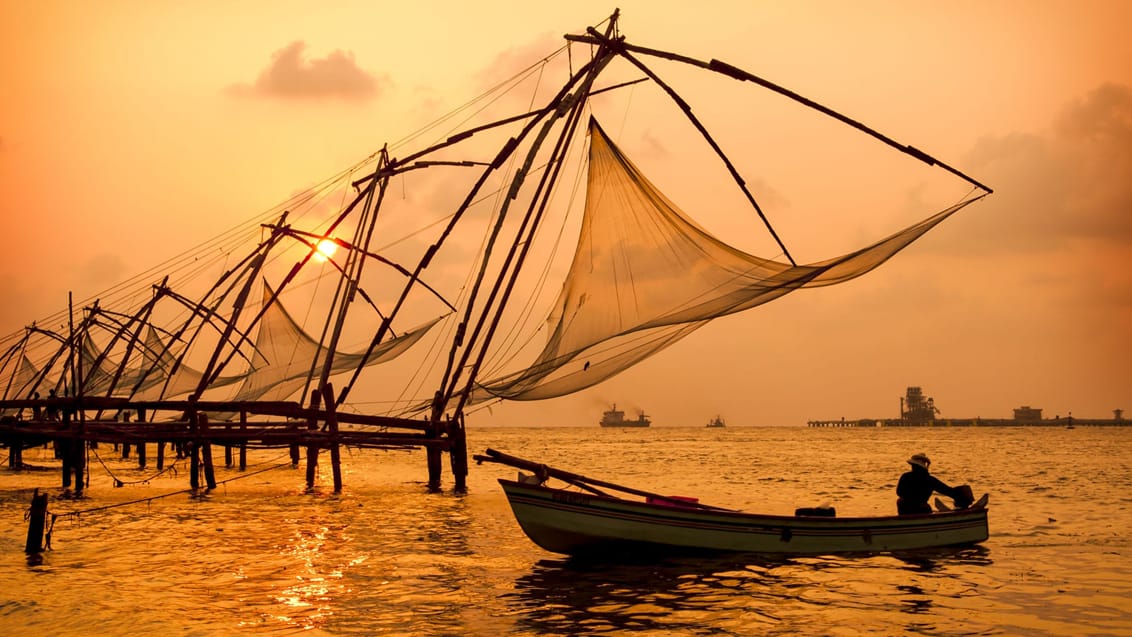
313,238,337,263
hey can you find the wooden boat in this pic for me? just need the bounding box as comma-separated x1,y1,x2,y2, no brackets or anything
477,449,989,556
706,415,725,428
599,404,651,427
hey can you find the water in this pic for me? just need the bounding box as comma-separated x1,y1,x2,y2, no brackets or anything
1,426,1129,636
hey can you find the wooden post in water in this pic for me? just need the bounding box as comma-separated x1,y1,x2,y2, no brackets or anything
426,440,443,491
137,442,146,469
426,392,443,491
74,410,85,497
239,411,247,470
426,416,443,492
156,440,165,470
305,389,320,490
224,423,233,468
60,436,73,490
188,408,200,491
7,429,21,469
320,384,342,493
199,413,217,490
288,414,301,467
189,440,200,491
24,489,48,554
449,414,468,493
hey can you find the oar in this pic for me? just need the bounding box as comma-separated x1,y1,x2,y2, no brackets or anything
475,448,735,511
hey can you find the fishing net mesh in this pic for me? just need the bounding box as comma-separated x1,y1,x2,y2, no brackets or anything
476,119,979,401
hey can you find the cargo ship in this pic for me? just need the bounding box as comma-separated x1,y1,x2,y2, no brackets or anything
600,404,651,427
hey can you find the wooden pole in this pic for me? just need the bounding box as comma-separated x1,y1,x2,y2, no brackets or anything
189,407,200,490
449,414,468,492
8,434,21,469
76,443,85,495
289,417,301,467
239,411,247,470
199,413,217,490
156,440,165,470
320,384,342,493
305,389,320,490
475,448,736,511
137,442,146,469
24,489,48,554
224,423,233,468
189,441,200,491
426,425,443,492
60,437,73,489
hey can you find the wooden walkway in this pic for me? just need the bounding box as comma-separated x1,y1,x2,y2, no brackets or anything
0,389,467,495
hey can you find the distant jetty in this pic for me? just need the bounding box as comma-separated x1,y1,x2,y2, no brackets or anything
808,387,1126,427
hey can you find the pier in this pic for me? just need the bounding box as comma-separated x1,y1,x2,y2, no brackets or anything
0,386,468,494
807,387,1126,428
807,418,878,427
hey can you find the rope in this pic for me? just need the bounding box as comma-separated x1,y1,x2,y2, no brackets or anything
90,445,182,486
55,452,295,522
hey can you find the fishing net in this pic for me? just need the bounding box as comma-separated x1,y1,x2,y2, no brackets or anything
475,118,981,401
228,284,441,405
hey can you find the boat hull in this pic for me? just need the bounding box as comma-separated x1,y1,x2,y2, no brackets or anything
498,479,988,555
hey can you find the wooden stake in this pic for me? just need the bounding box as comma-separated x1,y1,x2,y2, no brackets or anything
450,414,468,492
24,489,48,554
189,441,200,491
189,407,199,490
199,414,216,490
224,423,233,468
289,417,301,467
239,411,247,470
305,389,320,489
320,384,342,493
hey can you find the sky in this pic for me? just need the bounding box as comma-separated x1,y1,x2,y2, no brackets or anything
1,1,1129,426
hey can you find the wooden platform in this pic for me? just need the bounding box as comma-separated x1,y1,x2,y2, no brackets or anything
0,391,467,494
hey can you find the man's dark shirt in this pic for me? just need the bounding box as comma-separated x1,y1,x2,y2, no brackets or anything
896,465,963,514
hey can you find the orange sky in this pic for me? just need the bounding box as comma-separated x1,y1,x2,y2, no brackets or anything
1,1,1129,426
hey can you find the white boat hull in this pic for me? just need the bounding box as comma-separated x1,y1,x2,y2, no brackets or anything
498,479,988,555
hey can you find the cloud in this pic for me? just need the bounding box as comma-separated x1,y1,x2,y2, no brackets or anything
476,33,563,88
959,83,1132,254
228,41,384,101
75,253,129,294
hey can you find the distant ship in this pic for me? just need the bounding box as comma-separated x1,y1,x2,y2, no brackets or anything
706,415,725,428
600,404,651,427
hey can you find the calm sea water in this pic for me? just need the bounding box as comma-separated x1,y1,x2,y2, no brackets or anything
1,425,1129,636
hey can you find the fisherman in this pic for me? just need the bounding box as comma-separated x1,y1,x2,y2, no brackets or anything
46,388,58,421
896,453,973,515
